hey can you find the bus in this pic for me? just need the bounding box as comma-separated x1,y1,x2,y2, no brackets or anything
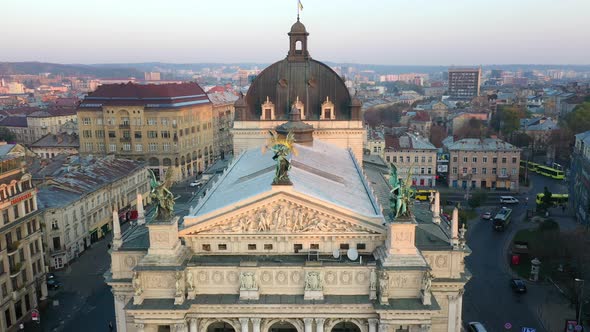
535,193,569,206
520,160,541,173
415,189,436,201
535,165,565,180
493,207,513,231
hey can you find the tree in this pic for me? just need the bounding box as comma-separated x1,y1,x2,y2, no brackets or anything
491,105,527,137
540,186,553,211
429,124,447,148
0,127,15,142
455,118,490,139
564,102,590,134
468,190,488,209
511,132,532,148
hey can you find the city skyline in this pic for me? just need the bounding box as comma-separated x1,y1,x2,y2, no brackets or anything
2,0,590,65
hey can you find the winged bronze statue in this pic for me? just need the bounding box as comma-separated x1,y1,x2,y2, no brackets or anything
265,130,296,185
148,168,175,220
389,163,416,220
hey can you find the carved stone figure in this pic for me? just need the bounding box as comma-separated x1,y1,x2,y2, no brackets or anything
240,272,257,290
266,130,296,185
422,271,432,292
132,271,142,296
305,271,323,291
388,163,415,220
186,270,194,291
378,271,389,296
369,269,377,291
175,271,183,296
148,168,175,220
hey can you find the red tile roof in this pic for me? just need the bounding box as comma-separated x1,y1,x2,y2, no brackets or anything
411,111,430,122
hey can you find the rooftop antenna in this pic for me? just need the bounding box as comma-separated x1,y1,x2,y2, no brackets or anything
347,248,358,261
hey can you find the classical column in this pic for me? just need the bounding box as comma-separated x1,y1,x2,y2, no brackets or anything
455,290,464,332
368,319,378,332
240,318,250,332
137,193,145,225
189,318,198,332
447,295,458,332
112,209,122,250
315,318,325,332
113,294,128,332
251,318,261,332
304,318,314,332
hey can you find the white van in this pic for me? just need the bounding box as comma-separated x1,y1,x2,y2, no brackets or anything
500,196,519,204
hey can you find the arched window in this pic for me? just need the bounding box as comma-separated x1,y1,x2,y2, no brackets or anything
292,96,305,120
295,40,302,51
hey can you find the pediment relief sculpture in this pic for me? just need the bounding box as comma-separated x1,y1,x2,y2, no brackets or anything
186,201,380,235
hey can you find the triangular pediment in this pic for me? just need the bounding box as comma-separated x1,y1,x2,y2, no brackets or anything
181,193,385,236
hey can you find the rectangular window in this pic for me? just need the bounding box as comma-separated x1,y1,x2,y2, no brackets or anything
421,156,426,163
427,167,432,174
13,206,19,219
386,156,390,162
501,168,507,175
108,131,116,138
294,244,303,253
121,117,130,126
414,156,419,163
310,244,319,250
135,144,143,152
107,117,116,125
122,143,131,151
463,157,468,163
452,156,458,162
148,143,157,152
452,167,458,174
483,157,488,163
218,244,227,250
512,157,517,163
82,130,92,138
482,168,487,174
163,143,170,152
202,244,211,251
161,118,169,126
502,157,507,164
147,118,157,126
339,243,350,250
472,157,477,163
82,118,91,125
134,131,142,139
133,117,142,126
472,167,477,174
392,156,397,163
96,118,103,125
462,167,467,174
84,142,93,151
148,131,157,138
109,144,116,152
123,130,131,139
357,243,366,250
421,167,425,174
492,167,497,174
512,168,517,175
406,156,410,162
98,143,105,152
493,157,498,164
95,130,105,138
161,131,170,138
264,244,273,250
247,244,257,250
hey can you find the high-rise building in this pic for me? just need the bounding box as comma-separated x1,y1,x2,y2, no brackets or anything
447,67,481,99
144,72,161,81
77,82,215,181
0,143,48,331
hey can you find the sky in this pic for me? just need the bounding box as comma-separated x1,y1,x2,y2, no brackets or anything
2,0,589,65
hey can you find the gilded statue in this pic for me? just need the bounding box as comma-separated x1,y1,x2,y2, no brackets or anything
148,168,176,220
388,163,415,220
265,130,297,185
132,271,142,296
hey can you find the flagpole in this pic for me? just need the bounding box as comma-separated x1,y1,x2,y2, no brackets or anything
297,0,300,20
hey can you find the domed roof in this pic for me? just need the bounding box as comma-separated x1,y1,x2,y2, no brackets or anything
290,19,307,34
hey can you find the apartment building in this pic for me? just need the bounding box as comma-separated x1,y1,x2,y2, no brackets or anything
383,133,437,187
0,143,47,331
570,131,590,225
448,67,481,99
77,82,214,181
26,108,78,144
35,156,149,269
208,92,237,160
445,138,521,190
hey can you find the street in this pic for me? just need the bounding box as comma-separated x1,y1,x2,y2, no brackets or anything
462,173,570,332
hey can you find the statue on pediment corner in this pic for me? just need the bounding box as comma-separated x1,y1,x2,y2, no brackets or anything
265,130,297,185
148,168,176,220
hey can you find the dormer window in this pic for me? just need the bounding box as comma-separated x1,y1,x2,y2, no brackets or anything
292,96,305,120
320,96,335,120
260,96,276,120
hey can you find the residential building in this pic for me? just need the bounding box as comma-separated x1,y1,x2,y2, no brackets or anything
26,108,78,144
450,112,488,136
35,156,149,269
445,137,521,190
77,82,214,181
231,20,365,161
521,117,559,147
208,92,237,160
366,128,385,158
0,143,48,331
30,132,79,159
107,97,469,332
448,68,481,99
144,72,161,81
570,131,590,225
409,111,432,138
384,133,437,187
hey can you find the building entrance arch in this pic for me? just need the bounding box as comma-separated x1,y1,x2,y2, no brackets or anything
327,320,365,332
205,320,238,332
263,319,303,332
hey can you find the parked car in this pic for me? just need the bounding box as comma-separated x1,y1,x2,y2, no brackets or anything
189,180,205,187
46,272,56,280
466,322,488,332
46,278,61,290
510,278,527,293
500,196,519,204
481,211,492,220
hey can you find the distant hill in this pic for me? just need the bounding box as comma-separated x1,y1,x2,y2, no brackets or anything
0,62,143,78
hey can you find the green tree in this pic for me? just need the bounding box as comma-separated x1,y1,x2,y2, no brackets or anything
563,102,590,134
0,127,15,142
468,190,488,209
491,105,527,137
511,132,533,148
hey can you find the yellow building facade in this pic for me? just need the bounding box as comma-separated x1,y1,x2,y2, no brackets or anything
77,83,215,181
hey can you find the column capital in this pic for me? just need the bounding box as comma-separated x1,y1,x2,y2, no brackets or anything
368,319,379,325
239,318,250,325
303,318,314,325
315,318,326,325
251,318,262,325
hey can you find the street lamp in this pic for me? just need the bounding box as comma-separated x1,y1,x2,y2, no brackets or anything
576,278,585,327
